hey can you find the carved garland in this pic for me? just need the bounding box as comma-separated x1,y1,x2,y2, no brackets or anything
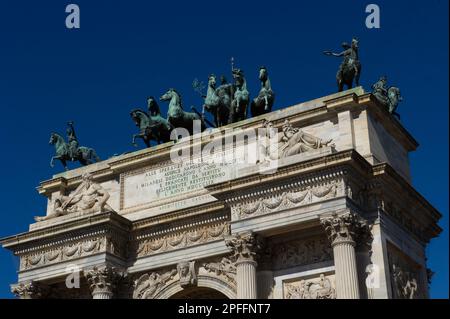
134,223,230,258
19,234,125,271
232,181,342,220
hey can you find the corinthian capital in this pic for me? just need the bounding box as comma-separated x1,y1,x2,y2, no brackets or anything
320,212,368,247
11,281,48,299
225,231,263,264
84,265,121,298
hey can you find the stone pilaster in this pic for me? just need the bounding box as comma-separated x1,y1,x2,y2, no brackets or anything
355,223,373,299
321,212,368,299
225,231,262,299
11,281,48,299
257,243,274,299
84,265,121,299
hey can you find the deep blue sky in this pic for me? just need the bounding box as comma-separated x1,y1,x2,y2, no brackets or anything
0,0,448,298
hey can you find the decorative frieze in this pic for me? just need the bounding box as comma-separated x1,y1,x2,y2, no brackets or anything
229,177,346,221
18,233,126,271
284,274,336,299
133,222,230,258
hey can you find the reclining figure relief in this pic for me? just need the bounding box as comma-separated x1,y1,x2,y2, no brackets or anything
259,119,333,162
34,172,113,222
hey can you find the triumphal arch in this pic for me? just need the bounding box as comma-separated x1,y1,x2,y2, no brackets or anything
1,87,441,299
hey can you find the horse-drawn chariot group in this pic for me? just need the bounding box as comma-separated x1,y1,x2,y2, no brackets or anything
48,37,403,170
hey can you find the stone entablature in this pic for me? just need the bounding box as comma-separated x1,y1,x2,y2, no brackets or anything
4,212,131,273
1,88,442,299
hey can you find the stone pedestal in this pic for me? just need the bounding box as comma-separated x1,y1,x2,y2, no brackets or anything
321,212,369,299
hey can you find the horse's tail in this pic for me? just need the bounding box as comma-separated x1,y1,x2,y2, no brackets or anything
90,148,101,162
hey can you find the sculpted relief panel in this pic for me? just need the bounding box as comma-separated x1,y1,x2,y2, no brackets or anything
387,244,424,299
284,273,336,299
270,235,333,270
36,172,114,222
133,257,236,299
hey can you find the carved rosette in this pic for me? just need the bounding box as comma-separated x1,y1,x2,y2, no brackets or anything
11,281,48,299
84,266,121,299
225,232,263,266
320,212,368,247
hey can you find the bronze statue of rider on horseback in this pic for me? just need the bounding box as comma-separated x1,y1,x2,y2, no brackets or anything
323,37,361,92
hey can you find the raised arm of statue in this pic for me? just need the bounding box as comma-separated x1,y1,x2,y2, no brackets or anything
323,50,345,57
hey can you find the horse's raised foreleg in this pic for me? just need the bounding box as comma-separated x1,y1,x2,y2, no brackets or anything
50,155,63,168
132,134,143,147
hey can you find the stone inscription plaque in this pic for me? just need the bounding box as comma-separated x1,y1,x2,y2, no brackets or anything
121,145,256,211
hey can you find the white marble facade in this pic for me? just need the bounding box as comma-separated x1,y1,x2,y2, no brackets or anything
1,87,442,299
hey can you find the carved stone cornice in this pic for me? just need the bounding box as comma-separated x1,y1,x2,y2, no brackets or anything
225,232,263,265
11,281,49,299
369,164,442,243
1,211,131,251
320,212,368,247
84,265,122,298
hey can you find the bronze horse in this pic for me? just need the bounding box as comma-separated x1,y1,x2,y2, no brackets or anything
250,66,275,117
324,37,361,92
49,132,100,170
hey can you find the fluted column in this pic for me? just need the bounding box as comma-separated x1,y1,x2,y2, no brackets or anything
84,265,121,299
225,231,262,299
321,212,368,299
11,281,48,299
